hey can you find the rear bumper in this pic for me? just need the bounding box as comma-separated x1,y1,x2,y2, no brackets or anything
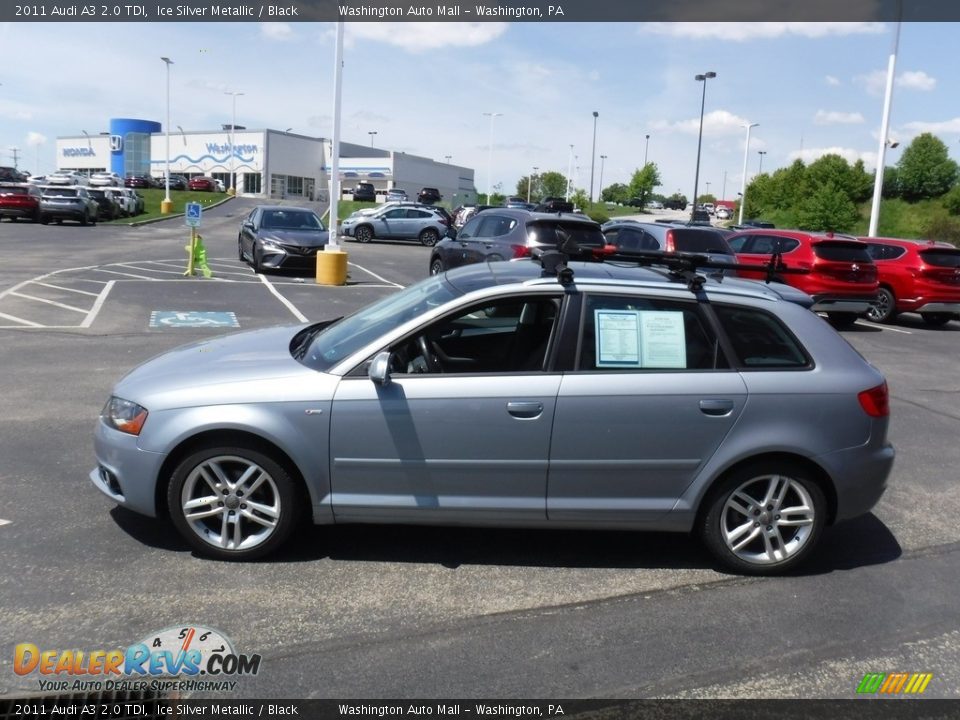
911,301,960,315
810,294,877,315
817,441,895,522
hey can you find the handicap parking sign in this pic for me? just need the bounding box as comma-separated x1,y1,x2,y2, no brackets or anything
149,311,239,328
185,202,202,227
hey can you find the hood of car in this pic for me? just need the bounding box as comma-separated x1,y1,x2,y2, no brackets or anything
257,229,330,248
113,325,329,410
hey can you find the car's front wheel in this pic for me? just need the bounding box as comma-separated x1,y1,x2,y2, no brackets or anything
700,462,826,575
866,287,897,324
354,225,373,243
429,257,444,275
419,228,440,247
167,445,301,561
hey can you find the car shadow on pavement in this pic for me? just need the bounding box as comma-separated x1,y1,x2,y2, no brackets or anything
110,507,901,574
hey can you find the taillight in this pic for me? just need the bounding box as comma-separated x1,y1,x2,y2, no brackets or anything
858,381,889,418
511,244,531,259
665,230,676,253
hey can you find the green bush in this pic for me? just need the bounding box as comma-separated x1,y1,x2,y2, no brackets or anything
922,216,960,246
942,186,960,216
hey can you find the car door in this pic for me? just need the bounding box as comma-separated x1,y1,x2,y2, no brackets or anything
440,215,485,270
240,208,261,257
548,292,747,525
374,208,409,238
329,293,565,524
461,214,519,263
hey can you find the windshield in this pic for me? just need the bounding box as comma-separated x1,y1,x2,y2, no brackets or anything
261,210,325,230
300,275,460,372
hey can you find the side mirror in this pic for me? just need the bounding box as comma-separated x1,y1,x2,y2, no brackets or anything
369,351,393,387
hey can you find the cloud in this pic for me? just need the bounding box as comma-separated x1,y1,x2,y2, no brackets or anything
787,146,877,170
825,75,841,86
260,23,294,41
638,22,885,42
27,131,47,146
857,69,937,95
814,110,865,125
346,22,507,52
651,109,752,136
901,117,960,135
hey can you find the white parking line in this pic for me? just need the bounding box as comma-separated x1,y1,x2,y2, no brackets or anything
347,262,406,289
9,291,89,314
32,281,102,297
0,519,10,527
81,281,115,329
0,310,43,327
257,274,309,322
854,320,912,335
93,268,160,281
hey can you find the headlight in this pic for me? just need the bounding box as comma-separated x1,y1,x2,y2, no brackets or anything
102,396,149,436
260,239,284,251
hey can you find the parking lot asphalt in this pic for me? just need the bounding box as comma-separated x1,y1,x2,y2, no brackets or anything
1,198,959,699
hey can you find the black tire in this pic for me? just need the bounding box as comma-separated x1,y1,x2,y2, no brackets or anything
429,257,444,276
167,445,301,561
419,228,440,247
699,462,826,575
238,238,245,261
252,246,263,273
921,313,954,327
40,215,49,225
827,312,858,329
354,225,373,243
866,287,897,324
80,212,88,227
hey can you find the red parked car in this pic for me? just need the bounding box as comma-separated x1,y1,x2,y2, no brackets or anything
860,237,960,326
726,229,878,327
0,183,42,222
188,176,216,192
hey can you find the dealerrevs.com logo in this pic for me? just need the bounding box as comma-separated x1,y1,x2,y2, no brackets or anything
14,625,261,693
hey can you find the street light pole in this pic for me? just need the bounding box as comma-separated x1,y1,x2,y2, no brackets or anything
738,122,759,225
691,71,717,221
528,166,538,203
224,90,244,196
868,2,902,237
482,112,502,203
566,144,574,200
589,110,599,203
599,155,607,201
758,150,767,174
368,131,377,147
160,57,173,214
643,134,650,166
444,155,452,163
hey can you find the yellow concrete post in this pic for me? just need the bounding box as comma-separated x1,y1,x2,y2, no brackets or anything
316,247,348,286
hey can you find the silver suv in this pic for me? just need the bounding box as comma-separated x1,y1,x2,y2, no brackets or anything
91,254,893,574
341,204,451,246
39,185,99,225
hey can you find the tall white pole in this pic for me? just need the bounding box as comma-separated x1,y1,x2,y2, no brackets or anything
738,123,758,225
224,91,244,195
868,15,901,237
328,21,344,250
565,144,574,200
483,112,501,203
161,57,173,213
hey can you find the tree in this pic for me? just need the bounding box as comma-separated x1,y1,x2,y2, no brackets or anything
897,133,959,200
515,175,537,202
570,188,590,210
697,193,717,205
796,181,860,232
626,162,662,208
538,170,568,199
943,185,960,216
601,183,630,204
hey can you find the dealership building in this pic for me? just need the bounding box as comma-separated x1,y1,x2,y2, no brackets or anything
56,118,477,206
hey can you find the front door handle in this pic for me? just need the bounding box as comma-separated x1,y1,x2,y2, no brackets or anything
699,399,735,416
506,401,544,419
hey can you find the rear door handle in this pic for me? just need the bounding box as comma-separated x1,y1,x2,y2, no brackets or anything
699,399,735,416
506,401,544,419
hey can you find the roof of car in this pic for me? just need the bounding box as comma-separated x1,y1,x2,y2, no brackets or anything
440,256,813,308
474,207,600,225
859,236,955,248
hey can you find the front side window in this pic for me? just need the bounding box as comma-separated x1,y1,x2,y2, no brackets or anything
578,295,725,371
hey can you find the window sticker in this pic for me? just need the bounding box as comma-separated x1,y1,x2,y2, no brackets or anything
594,310,687,369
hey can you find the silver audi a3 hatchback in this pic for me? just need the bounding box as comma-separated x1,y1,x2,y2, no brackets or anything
91,257,894,574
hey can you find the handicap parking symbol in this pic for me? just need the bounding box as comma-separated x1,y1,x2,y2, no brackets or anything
185,202,202,227
150,311,239,328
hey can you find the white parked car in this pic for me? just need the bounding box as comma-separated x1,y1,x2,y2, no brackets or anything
107,188,137,216
715,207,732,220
213,179,225,193
47,172,89,186
89,172,124,187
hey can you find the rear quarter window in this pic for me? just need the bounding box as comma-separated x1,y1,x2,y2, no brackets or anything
866,244,907,261
713,305,810,369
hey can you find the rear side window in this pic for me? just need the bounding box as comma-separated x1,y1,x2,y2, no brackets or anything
813,241,872,263
671,230,735,255
866,244,907,261
741,236,800,254
920,250,960,268
529,221,604,249
578,295,727,371
713,305,809,369
605,227,659,252
477,215,518,238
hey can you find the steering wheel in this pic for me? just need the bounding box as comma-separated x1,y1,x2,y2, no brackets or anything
417,335,443,373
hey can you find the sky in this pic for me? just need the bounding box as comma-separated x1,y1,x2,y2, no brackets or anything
1,20,959,201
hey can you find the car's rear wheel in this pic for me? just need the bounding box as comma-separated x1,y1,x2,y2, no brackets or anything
354,225,373,243
827,312,858,328
866,287,897,323
921,313,954,327
429,258,444,276
39,214,49,225
167,445,301,561
700,462,826,575
419,228,440,247
80,212,88,227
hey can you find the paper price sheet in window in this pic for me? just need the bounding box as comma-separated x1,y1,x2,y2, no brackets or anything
594,309,687,369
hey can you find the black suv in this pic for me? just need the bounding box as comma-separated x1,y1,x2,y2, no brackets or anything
417,187,442,205
350,183,376,202
602,221,736,271
429,208,604,275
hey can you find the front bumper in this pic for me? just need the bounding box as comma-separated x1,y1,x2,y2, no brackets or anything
90,418,166,517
